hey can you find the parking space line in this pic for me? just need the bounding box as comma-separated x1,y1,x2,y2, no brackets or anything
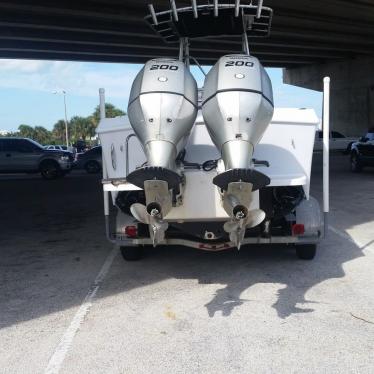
44,246,118,374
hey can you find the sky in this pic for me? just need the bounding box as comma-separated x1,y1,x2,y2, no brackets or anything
0,59,322,132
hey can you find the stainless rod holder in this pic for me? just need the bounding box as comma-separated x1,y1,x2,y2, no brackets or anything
179,38,184,61
235,0,240,17
170,0,179,21
190,56,206,76
148,4,158,25
242,32,250,55
256,0,263,18
191,0,198,18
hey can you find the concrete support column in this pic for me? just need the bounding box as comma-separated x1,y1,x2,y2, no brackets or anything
283,57,374,136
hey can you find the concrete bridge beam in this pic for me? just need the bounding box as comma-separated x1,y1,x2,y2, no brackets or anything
283,57,374,136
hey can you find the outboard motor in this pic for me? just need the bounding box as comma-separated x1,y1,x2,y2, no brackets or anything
202,54,274,247
202,54,273,171
128,58,198,175
127,58,198,245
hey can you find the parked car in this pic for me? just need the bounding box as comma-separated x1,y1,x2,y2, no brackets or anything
314,130,357,152
0,138,73,179
73,140,88,153
44,144,76,154
74,146,102,174
350,132,374,172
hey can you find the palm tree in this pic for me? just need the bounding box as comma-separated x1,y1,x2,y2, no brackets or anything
52,119,69,144
18,124,35,139
91,103,125,127
70,116,92,142
50,104,125,145
33,126,52,145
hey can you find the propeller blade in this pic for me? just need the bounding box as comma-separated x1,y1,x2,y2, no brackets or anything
150,220,168,247
130,203,150,224
230,229,246,250
154,220,168,231
224,208,266,249
131,203,169,247
245,209,266,228
224,209,266,233
223,220,239,233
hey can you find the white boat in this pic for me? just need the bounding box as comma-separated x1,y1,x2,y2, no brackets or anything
96,1,329,261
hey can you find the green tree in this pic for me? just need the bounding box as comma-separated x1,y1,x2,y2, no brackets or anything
91,103,125,127
52,119,70,144
33,126,52,145
6,132,19,137
70,116,93,142
18,124,35,139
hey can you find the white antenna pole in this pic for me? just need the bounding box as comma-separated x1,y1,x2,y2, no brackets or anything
99,88,106,120
98,88,109,219
323,77,330,237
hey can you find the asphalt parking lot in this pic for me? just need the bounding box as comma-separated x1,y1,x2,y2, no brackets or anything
1,156,374,374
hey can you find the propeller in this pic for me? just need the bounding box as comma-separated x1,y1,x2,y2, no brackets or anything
223,208,266,249
223,209,266,232
130,203,151,224
130,202,168,246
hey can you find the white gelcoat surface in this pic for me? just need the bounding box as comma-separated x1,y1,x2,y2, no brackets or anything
97,108,319,215
164,171,259,221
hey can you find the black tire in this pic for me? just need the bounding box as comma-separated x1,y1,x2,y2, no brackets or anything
40,160,60,180
296,244,317,260
120,246,143,261
350,152,362,172
84,160,101,174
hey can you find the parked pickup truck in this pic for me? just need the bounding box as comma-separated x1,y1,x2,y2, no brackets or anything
0,137,73,179
350,132,374,172
314,130,357,152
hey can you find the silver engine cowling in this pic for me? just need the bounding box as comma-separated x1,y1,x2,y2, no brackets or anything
128,58,198,171
202,54,274,170
202,54,274,248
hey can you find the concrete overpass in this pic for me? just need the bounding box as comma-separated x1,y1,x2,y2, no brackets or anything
0,0,373,134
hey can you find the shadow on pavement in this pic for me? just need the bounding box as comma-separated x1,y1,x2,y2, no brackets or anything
0,155,370,329
99,232,362,319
